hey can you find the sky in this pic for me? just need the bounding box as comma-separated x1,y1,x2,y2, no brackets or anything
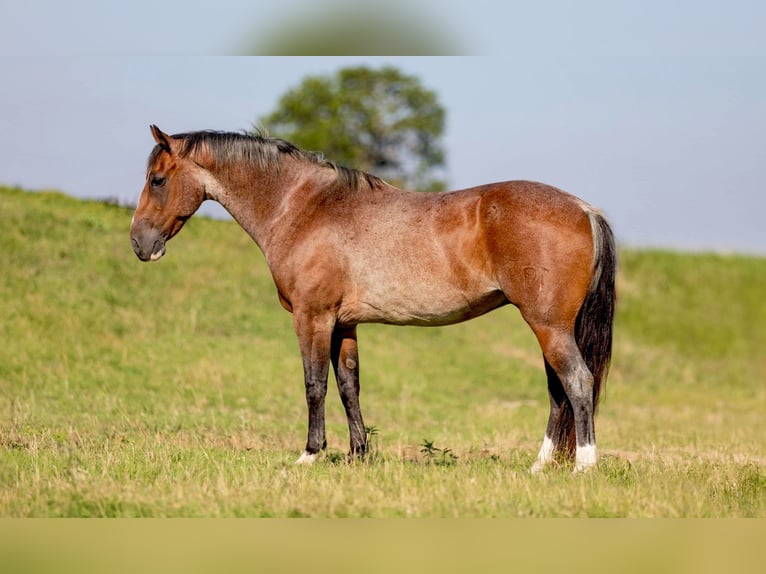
1,1,764,254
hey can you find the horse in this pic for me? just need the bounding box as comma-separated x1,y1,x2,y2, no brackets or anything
130,125,616,473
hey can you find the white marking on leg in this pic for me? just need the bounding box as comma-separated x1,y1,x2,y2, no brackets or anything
574,443,598,472
295,451,317,465
530,434,555,474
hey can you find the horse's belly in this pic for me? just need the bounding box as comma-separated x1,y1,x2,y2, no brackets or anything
340,284,507,327
337,206,504,326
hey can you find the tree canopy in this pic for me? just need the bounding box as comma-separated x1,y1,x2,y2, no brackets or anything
259,66,447,191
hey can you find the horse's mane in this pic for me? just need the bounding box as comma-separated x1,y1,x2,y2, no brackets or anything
150,130,382,191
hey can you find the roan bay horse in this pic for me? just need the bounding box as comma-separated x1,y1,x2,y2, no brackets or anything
130,126,616,473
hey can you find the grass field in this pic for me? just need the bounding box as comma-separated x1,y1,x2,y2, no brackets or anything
1,185,764,517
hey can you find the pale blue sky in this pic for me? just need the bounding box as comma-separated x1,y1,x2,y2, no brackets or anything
1,2,764,253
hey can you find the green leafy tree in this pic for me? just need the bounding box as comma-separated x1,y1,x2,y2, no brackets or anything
259,66,447,191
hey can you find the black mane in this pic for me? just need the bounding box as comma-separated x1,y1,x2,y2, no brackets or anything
148,130,382,190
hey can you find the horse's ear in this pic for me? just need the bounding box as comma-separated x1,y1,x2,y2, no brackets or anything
150,125,174,154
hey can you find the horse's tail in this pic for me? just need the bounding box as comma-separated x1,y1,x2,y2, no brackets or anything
554,208,617,456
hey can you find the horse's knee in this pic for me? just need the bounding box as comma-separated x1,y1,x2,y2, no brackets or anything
305,378,327,405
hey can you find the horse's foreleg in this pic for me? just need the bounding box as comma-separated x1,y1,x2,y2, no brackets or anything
294,311,334,465
331,325,367,459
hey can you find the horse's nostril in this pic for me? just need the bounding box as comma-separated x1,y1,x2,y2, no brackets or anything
131,238,140,253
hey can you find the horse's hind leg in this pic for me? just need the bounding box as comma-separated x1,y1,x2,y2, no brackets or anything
530,326,597,472
330,325,367,458
531,360,569,473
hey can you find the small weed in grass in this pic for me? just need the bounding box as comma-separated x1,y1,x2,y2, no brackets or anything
420,439,459,466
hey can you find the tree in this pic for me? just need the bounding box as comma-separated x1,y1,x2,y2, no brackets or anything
258,66,447,191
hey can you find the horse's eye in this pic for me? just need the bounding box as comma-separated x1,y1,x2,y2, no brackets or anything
150,175,166,187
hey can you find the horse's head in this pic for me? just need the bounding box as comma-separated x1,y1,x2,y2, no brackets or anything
130,125,207,262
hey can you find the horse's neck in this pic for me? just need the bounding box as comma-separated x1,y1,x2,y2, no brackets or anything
206,160,307,254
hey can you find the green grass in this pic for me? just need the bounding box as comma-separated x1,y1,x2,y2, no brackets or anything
1,185,764,517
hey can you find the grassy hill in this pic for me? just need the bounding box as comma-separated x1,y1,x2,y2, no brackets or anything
1,185,764,517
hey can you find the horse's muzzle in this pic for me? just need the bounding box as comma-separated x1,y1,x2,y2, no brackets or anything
131,234,166,262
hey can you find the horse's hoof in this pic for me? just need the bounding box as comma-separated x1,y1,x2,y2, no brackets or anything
295,451,317,465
